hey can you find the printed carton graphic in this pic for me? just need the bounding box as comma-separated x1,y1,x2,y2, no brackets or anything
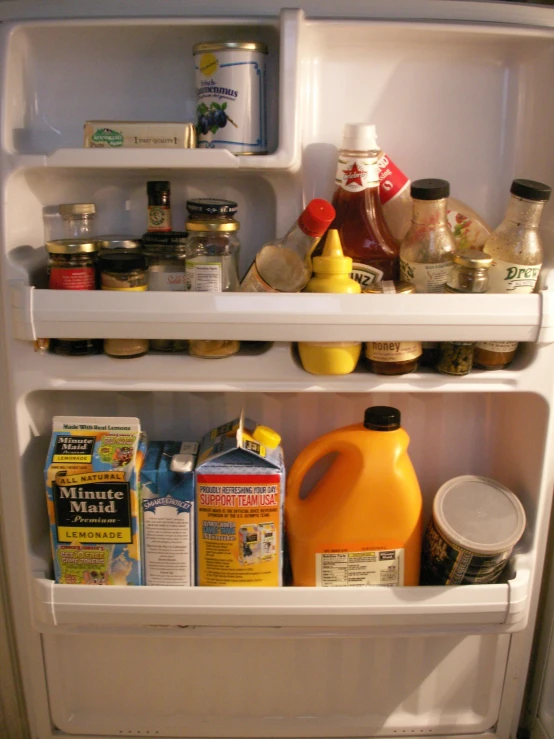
44,417,143,585
196,413,285,586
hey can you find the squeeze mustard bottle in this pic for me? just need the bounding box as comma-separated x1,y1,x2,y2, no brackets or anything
285,406,423,587
297,229,361,375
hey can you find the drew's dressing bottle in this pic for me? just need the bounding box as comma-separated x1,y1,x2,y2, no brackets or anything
298,229,361,375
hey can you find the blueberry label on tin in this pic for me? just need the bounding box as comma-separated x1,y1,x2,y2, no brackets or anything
91,128,124,148
196,101,234,137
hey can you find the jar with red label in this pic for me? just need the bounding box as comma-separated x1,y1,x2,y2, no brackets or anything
46,238,101,356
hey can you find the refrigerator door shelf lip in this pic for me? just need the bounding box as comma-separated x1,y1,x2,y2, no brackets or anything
32,567,528,633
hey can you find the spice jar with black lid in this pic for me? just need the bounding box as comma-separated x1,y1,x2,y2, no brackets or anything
364,281,422,375
147,181,172,233
46,238,102,356
435,249,492,376
99,252,149,359
143,231,188,352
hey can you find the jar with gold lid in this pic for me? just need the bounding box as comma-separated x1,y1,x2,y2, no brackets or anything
364,281,422,375
185,199,240,359
46,238,102,356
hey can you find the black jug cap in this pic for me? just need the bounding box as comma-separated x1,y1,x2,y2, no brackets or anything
411,178,450,201
510,178,552,202
364,406,401,431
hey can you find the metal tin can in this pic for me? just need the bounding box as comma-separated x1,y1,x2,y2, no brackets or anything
420,475,526,586
193,41,268,154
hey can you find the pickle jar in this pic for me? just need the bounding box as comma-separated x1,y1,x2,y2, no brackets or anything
185,199,241,359
143,231,189,352
364,281,422,375
98,252,149,359
46,238,102,356
435,250,493,376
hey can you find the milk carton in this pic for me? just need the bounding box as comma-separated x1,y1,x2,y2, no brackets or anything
195,414,285,586
44,417,143,585
141,441,197,586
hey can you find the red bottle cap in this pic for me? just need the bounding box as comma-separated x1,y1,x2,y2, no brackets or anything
298,199,335,238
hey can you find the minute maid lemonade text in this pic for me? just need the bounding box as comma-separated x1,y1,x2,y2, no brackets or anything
44,416,144,585
195,414,284,586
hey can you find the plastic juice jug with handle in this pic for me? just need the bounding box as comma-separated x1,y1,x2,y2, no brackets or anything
285,406,422,587
298,229,361,375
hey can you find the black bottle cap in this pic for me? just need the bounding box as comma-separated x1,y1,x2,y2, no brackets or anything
364,406,401,431
411,178,450,201
186,198,238,216
141,231,189,247
510,179,552,202
98,251,147,273
147,181,171,195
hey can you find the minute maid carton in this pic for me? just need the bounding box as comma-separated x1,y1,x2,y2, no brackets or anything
44,416,144,585
195,413,284,586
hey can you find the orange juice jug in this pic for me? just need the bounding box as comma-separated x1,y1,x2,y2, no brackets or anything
285,406,422,586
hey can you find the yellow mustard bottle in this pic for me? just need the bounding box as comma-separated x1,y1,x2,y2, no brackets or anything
298,229,361,375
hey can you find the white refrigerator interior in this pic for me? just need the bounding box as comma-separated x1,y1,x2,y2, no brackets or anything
1,2,554,738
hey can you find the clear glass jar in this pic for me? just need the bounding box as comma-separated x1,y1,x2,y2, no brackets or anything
435,249,492,376
99,252,149,359
185,199,241,359
46,238,102,356
143,232,188,352
363,281,422,375
59,203,96,239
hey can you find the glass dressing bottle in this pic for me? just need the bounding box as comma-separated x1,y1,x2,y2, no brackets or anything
315,123,399,288
474,178,552,370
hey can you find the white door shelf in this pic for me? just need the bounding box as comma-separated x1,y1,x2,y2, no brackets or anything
32,564,530,633
11,282,554,343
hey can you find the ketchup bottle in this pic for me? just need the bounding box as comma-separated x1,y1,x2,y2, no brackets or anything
316,123,399,289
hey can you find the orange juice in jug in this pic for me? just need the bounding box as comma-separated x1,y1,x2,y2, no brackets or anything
285,406,422,587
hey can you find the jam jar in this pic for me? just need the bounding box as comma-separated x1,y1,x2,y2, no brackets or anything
46,238,102,356
364,281,422,375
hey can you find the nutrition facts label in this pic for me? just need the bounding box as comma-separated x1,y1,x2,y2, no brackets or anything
316,548,404,587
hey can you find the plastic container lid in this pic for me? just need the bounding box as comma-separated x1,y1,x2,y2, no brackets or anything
298,199,336,238
252,425,281,449
312,229,352,275
59,203,96,217
170,454,195,473
433,475,526,554
98,251,147,272
510,179,552,202
411,179,450,201
341,123,378,152
186,198,238,216
364,406,401,431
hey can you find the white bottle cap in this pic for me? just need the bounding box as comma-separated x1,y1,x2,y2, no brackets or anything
341,123,378,151
170,454,195,473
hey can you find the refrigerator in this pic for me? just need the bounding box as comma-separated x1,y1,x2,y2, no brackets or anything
1,1,554,737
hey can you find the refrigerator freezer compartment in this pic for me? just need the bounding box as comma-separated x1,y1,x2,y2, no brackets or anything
41,629,510,737
32,563,531,632
1,10,302,170
10,284,554,344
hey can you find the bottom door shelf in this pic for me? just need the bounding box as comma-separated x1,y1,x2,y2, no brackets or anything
33,560,530,633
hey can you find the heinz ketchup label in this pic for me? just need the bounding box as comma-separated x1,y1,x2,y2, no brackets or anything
377,153,409,205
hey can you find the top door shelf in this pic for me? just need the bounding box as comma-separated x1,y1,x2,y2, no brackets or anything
1,10,302,172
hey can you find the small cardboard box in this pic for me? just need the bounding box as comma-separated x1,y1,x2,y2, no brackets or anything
195,414,285,587
44,417,143,585
84,121,196,148
142,441,198,586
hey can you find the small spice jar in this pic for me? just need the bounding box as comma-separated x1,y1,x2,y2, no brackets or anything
143,231,188,352
147,181,172,233
435,249,493,376
364,281,422,375
46,238,102,356
185,199,241,359
98,252,148,359
59,203,96,239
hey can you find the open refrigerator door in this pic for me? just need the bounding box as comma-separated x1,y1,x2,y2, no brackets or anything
1,2,554,738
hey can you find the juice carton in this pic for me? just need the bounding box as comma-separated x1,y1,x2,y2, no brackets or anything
44,417,143,585
142,441,198,586
195,413,285,586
